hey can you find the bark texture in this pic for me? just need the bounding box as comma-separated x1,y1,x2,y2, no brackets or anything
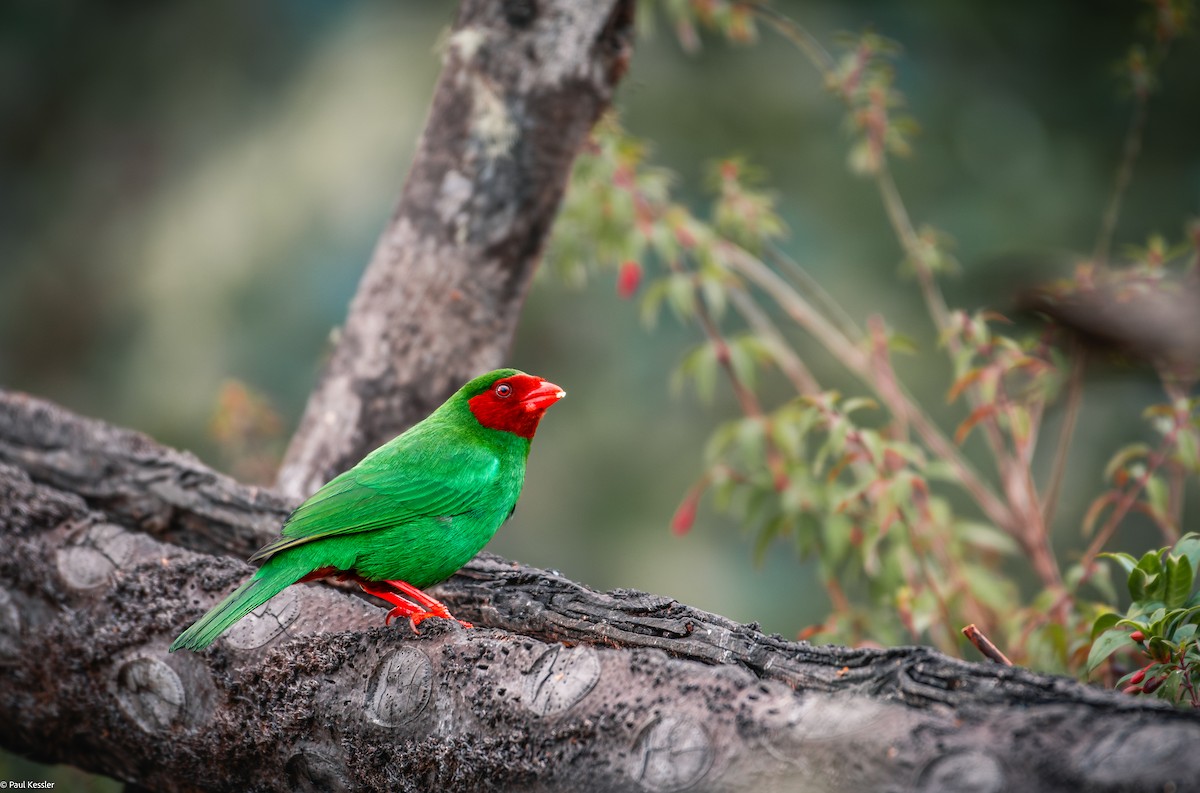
3,390,1200,793
275,0,635,501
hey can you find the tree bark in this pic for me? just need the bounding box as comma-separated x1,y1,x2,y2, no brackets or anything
2,390,1199,793
274,0,635,501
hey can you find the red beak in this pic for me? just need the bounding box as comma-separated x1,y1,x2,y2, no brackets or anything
522,379,566,412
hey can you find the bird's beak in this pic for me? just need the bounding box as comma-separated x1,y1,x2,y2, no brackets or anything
522,380,566,412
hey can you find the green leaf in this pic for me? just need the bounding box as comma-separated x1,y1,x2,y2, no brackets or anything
1167,556,1194,609
674,341,718,403
1175,428,1199,472
1137,550,1164,577
1175,533,1200,576
1144,474,1170,525
700,274,727,320
1128,567,1150,601
1102,442,1151,482
841,397,879,416
1091,611,1121,640
888,333,919,355
958,522,1020,555
639,278,671,329
922,459,961,484
1166,605,1200,634
1087,628,1136,673
1157,669,1183,704
1172,622,1198,645
1098,551,1139,577
822,513,853,567
665,272,697,323
1148,636,1173,662
753,515,787,566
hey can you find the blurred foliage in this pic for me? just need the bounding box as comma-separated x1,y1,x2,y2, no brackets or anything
545,0,1200,681
3,0,1200,780
209,378,286,485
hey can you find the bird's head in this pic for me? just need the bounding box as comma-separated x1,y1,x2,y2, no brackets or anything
466,369,566,439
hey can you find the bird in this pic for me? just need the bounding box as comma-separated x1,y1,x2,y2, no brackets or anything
169,368,565,652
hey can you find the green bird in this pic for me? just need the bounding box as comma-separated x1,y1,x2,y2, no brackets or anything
170,368,565,652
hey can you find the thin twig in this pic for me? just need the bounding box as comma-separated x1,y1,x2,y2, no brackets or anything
736,0,835,72
1093,84,1150,268
766,244,863,342
876,164,950,332
726,285,822,396
1078,420,1184,581
962,623,1014,666
1042,344,1087,527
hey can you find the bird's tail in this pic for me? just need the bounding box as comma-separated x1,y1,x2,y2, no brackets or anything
169,562,302,652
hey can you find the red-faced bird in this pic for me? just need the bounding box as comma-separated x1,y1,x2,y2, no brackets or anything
170,368,565,652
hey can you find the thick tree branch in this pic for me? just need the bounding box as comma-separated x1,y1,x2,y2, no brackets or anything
275,0,635,500
3,391,1200,792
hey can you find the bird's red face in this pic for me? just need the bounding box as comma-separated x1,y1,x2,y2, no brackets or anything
468,373,566,439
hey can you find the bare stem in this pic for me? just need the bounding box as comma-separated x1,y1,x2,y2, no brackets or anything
726,285,822,396
737,1,834,72
689,280,764,419
1167,461,1185,544
766,244,863,342
962,624,1014,666
876,164,950,332
1079,420,1183,581
1042,345,1087,528
1093,86,1150,268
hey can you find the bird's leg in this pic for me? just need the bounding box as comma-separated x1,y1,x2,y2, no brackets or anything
355,579,472,631
355,580,425,626
383,580,473,630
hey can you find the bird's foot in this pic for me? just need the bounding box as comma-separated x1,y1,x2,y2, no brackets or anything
396,608,473,631
383,579,472,630
358,579,473,631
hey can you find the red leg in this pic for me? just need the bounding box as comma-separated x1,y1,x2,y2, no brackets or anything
358,580,472,630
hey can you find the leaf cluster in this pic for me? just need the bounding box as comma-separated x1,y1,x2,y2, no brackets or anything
1089,534,1200,707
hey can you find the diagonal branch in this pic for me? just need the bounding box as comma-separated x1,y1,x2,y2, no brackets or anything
275,0,636,500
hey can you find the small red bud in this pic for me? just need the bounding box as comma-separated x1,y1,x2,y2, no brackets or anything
1129,668,1147,685
1122,684,1144,695
617,260,643,300
1129,630,1145,643
1142,675,1166,694
671,489,701,536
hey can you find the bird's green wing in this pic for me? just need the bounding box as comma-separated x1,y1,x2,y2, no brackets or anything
249,441,500,563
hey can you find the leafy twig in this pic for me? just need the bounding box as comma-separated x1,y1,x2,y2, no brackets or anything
723,244,1016,533
1079,415,1185,580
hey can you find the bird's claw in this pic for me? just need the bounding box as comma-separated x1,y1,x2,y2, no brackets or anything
384,606,472,631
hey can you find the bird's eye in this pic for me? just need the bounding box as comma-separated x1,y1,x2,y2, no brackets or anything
495,383,513,398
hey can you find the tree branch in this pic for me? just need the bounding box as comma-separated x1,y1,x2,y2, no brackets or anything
3,390,1199,792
